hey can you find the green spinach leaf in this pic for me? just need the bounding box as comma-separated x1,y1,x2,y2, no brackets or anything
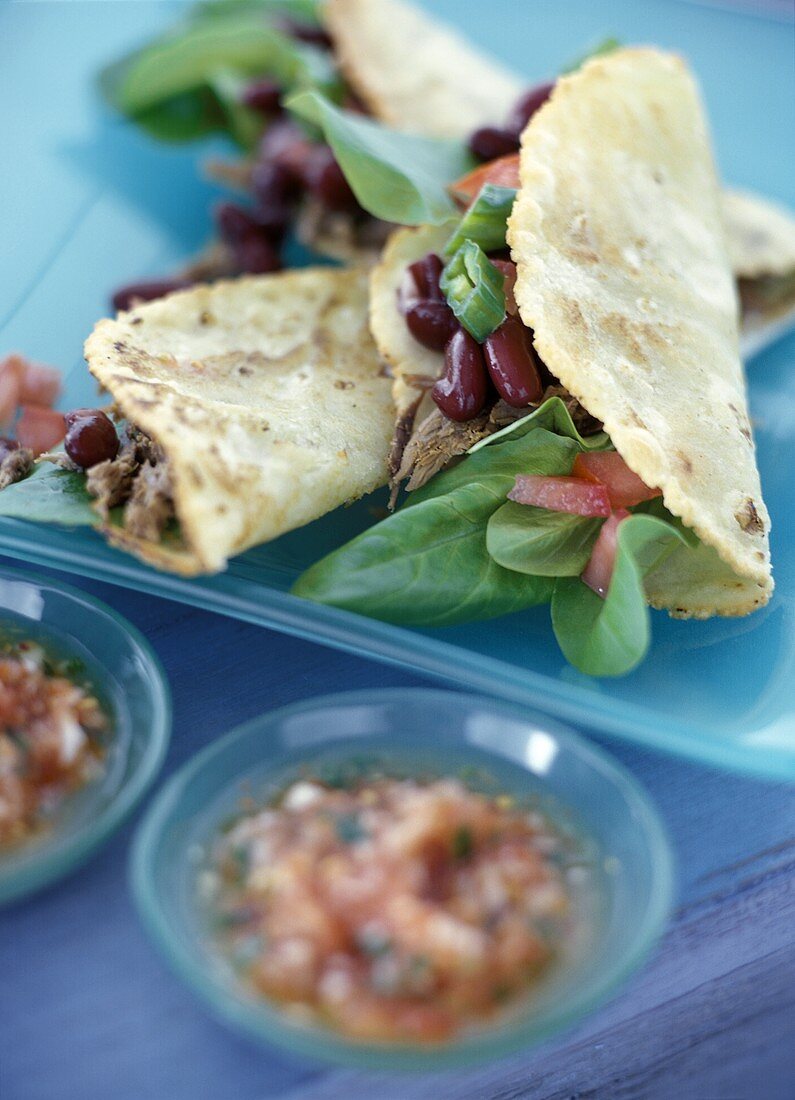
550,513,686,676
208,68,267,149
286,90,473,225
561,37,623,75
101,18,302,113
293,428,578,625
469,395,611,453
0,464,99,527
488,502,602,577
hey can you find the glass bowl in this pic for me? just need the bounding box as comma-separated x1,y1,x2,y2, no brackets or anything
131,688,672,1070
0,565,171,904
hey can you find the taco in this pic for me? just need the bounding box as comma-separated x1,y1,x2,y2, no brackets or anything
321,0,795,324
0,267,393,576
104,0,795,338
294,48,773,676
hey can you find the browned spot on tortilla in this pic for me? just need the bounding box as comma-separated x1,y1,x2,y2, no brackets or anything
729,402,753,443
239,366,252,376
628,410,649,430
677,451,694,475
735,497,764,534
562,298,586,331
402,373,437,391
334,380,355,390
199,311,214,325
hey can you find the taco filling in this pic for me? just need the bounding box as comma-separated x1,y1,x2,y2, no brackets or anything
103,0,795,330
294,48,773,677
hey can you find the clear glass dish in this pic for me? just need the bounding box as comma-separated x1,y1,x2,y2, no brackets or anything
130,688,673,1070
0,566,171,904
1,0,793,780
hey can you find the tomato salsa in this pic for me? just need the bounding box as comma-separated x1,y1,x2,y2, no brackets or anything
205,773,575,1043
0,639,108,847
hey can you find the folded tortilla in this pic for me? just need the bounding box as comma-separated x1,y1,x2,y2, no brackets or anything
85,268,394,575
324,0,795,317
323,0,521,140
506,48,771,616
370,49,772,619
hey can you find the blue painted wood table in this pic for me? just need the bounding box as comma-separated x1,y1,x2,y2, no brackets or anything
1,562,793,1100
1,1,794,1097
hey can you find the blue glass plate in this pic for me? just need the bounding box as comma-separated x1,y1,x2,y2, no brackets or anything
1,1,793,779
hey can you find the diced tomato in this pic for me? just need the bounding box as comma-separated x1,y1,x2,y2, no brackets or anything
508,474,612,517
572,451,660,509
0,357,23,429
16,405,66,455
581,509,631,598
450,154,521,205
18,361,62,408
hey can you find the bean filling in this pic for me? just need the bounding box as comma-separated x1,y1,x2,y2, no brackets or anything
399,252,545,420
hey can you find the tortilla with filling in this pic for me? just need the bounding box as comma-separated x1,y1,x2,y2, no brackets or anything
84,267,394,576
721,188,795,355
323,0,795,312
369,49,772,619
506,47,771,616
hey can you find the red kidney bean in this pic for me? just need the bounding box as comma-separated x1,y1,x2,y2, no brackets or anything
490,259,518,314
405,301,458,351
304,146,358,211
432,329,489,421
241,79,283,115
0,437,19,462
505,82,555,138
251,161,300,207
259,120,314,183
278,18,333,50
215,202,259,245
483,315,543,406
407,253,445,301
64,409,119,469
215,201,288,247
111,279,191,312
468,126,520,162
233,236,282,275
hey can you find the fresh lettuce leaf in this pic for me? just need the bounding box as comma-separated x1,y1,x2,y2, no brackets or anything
487,503,602,577
551,513,687,676
292,428,578,625
286,90,472,225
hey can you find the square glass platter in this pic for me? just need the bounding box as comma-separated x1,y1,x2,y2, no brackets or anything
2,0,793,779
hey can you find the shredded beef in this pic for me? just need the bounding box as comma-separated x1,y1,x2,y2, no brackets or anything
85,424,175,541
389,384,603,503
541,384,604,436
0,448,34,491
86,449,138,517
123,461,174,542
296,199,393,260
